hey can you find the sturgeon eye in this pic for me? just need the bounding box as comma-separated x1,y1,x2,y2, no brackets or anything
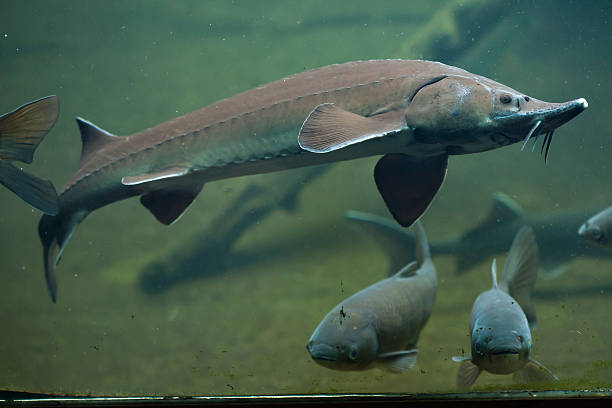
524,96,530,102
518,335,524,343
499,94,513,104
591,226,603,240
348,346,358,361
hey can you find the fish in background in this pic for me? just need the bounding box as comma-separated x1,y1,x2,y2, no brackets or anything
306,221,436,372
578,206,612,251
139,165,329,294
0,95,59,215
452,226,557,388
38,59,587,302
346,192,612,279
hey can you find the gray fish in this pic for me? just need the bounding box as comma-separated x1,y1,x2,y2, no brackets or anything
578,206,612,250
38,59,587,302
347,192,612,279
452,226,557,388
0,95,59,215
306,221,436,372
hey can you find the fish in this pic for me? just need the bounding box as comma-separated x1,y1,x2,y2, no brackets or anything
306,221,436,372
0,95,59,215
346,192,612,279
578,206,612,250
452,226,557,388
38,59,588,302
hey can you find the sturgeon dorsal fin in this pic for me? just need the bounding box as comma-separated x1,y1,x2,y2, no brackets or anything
298,103,406,153
140,183,204,225
76,117,120,167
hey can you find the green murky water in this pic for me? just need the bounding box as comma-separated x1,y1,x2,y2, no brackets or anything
0,0,611,397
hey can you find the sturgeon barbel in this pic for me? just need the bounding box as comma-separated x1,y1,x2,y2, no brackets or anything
39,59,588,302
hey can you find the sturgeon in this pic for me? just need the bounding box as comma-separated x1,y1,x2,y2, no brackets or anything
306,221,435,372
38,59,588,302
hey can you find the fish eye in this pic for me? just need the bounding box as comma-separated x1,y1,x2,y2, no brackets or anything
524,96,530,102
591,226,603,240
517,335,524,343
499,94,513,104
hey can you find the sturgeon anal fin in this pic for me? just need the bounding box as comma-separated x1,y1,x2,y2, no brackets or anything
76,117,120,168
0,95,59,163
122,167,190,186
513,359,558,384
377,349,418,373
298,103,405,153
0,161,59,215
374,154,448,227
456,359,481,389
141,183,204,225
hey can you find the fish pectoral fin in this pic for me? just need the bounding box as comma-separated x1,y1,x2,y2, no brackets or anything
0,161,59,215
513,359,558,384
451,355,472,362
140,183,204,225
122,167,190,186
377,349,418,373
0,95,59,163
456,359,481,389
298,103,405,153
374,154,448,227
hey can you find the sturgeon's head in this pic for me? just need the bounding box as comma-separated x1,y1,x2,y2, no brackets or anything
470,313,532,375
403,75,588,161
306,309,379,371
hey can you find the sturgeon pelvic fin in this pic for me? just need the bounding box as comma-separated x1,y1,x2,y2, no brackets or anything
140,183,204,225
374,154,448,227
298,103,406,153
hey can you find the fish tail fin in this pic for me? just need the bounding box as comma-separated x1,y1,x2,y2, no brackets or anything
500,225,539,329
0,161,59,214
0,95,59,163
455,192,523,274
345,210,415,275
38,210,89,303
412,220,431,265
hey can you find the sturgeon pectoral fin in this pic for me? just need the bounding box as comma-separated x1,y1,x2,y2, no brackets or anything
141,183,204,225
513,359,558,384
298,103,405,153
374,154,448,227
456,359,481,389
378,349,418,373
122,167,190,186
0,95,59,164
395,261,419,278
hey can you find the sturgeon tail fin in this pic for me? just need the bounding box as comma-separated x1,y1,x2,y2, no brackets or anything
0,95,59,164
0,161,59,215
39,210,89,303
500,225,539,329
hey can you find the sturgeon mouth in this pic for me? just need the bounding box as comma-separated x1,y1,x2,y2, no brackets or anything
497,98,588,163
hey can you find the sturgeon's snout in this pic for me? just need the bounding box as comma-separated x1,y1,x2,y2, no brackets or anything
539,98,588,130
306,342,338,362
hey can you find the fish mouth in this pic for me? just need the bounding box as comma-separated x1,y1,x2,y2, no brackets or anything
498,98,587,163
306,342,338,362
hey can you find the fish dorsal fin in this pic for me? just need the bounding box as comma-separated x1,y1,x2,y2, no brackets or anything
0,95,59,163
345,210,415,276
377,349,418,373
298,103,406,153
501,225,539,329
76,117,120,168
491,258,498,289
140,183,204,225
395,261,419,278
487,192,523,224
374,153,448,227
